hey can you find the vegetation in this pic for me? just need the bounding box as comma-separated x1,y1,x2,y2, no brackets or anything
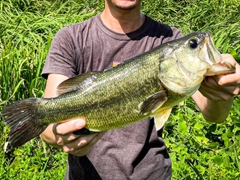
0,0,239,179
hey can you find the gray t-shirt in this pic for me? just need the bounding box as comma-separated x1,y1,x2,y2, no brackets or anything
42,14,183,180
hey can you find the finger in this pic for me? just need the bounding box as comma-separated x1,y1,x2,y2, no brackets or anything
55,133,81,146
221,54,237,66
71,132,106,156
200,78,234,101
218,66,240,86
199,87,234,101
54,118,86,135
204,76,219,87
202,76,221,91
203,76,238,94
62,132,105,156
63,133,99,152
199,82,235,101
219,54,240,86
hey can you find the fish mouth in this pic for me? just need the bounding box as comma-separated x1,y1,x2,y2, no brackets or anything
204,32,222,65
205,61,236,76
203,32,236,76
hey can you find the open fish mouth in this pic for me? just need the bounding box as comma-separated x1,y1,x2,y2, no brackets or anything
205,61,236,76
198,32,235,76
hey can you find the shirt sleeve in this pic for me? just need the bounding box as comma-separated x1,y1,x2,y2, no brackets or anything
162,26,184,44
41,26,77,79
173,27,184,39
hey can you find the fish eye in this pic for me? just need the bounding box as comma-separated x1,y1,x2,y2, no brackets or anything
189,39,198,49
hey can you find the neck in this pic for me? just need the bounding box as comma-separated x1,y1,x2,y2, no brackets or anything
101,3,145,33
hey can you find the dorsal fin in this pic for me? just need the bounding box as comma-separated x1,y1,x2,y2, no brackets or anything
57,72,99,95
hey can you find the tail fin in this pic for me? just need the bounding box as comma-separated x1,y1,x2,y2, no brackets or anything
1,98,47,150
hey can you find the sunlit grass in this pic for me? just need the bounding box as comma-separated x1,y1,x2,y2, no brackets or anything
0,0,239,179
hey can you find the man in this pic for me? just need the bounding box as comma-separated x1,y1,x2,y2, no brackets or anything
40,0,240,179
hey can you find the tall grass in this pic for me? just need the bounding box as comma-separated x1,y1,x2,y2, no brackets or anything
0,0,239,179
0,1,103,179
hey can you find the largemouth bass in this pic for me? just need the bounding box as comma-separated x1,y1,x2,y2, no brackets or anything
2,32,235,149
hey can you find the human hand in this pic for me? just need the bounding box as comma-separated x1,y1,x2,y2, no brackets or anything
52,119,105,156
199,54,240,101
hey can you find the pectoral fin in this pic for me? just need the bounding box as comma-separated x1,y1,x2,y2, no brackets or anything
139,90,168,115
153,108,172,131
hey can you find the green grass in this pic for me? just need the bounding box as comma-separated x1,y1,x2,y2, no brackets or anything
0,0,239,179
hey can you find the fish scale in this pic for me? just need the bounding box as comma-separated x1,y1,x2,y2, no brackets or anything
38,53,161,130
2,32,235,149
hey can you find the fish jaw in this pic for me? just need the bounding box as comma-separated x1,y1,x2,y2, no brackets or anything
159,32,235,95
199,32,236,76
158,32,209,95
205,61,236,76
200,32,222,65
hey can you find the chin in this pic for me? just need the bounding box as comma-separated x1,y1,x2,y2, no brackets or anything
111,0,141,10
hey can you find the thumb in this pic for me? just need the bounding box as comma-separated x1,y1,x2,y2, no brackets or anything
54,118,86,135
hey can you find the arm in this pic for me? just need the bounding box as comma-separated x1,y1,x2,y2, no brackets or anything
192,54,240,123
40,74,105,156
192,91,234,123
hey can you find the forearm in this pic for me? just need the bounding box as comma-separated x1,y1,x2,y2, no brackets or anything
40,74,69,147
192,53,239,123
192,91,234,123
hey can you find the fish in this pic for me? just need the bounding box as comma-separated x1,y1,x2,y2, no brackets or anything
1,32,235,150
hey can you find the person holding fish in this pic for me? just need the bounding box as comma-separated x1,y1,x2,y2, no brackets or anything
2,0,239,180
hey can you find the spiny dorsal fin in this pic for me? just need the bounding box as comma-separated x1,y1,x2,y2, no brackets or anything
57,72,99,95
139,90,168,115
